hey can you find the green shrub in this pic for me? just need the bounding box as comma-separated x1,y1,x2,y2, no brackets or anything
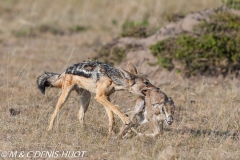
150,11,240,77
12,27,35,37
69,25,88,33
222,0,240,10
121,19,150,38
95,43,143,65
96,45,127,65
165,13,186,22
38,24,64,35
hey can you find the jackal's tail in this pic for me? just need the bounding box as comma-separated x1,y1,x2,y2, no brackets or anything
37,71,63,94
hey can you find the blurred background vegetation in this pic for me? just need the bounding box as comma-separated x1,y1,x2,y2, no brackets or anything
150,11,240,77
0,0,222,38
1,0,239,78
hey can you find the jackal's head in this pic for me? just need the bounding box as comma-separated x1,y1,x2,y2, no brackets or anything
119,62,156,96
146,89,175,125
162,97,175,125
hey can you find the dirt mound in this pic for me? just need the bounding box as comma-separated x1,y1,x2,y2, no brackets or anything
95,7,240,82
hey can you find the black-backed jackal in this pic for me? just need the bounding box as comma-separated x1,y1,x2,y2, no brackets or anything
37,60,155,136
119,88,175,138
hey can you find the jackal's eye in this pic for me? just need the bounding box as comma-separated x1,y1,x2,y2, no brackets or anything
144,80,149,85
162,107,165,114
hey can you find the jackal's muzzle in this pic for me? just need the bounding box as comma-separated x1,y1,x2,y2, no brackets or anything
165,115,173,125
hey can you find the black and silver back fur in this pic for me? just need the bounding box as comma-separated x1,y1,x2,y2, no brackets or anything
65,60,125,86
37,60,129,94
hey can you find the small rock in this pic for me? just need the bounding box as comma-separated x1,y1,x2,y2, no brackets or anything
9,108,20,116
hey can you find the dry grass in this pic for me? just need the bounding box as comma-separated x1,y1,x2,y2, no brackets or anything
1,0,239,159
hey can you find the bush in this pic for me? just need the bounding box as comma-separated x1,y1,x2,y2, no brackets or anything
150,11,240,77
222,0,240,10
12,27,35,37
96,45,127,65
121,19,153,38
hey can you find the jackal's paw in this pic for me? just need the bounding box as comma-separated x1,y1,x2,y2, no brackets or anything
122,129,133,139
137,133,144,137
124,117,131,125
114,135,121,140
47,126,52,131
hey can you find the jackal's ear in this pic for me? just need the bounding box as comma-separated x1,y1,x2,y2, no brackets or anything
119,69,133,80
127,62,138,75
168,97,174,104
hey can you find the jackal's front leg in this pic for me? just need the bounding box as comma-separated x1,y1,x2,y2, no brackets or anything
95,94,130,125
102,97,115,137
103,106,115,137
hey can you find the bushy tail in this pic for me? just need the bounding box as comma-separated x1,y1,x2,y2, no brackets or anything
37,71,62,94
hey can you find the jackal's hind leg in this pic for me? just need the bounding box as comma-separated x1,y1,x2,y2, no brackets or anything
76,88,91,127
138,116,161,137
48,84,75,131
